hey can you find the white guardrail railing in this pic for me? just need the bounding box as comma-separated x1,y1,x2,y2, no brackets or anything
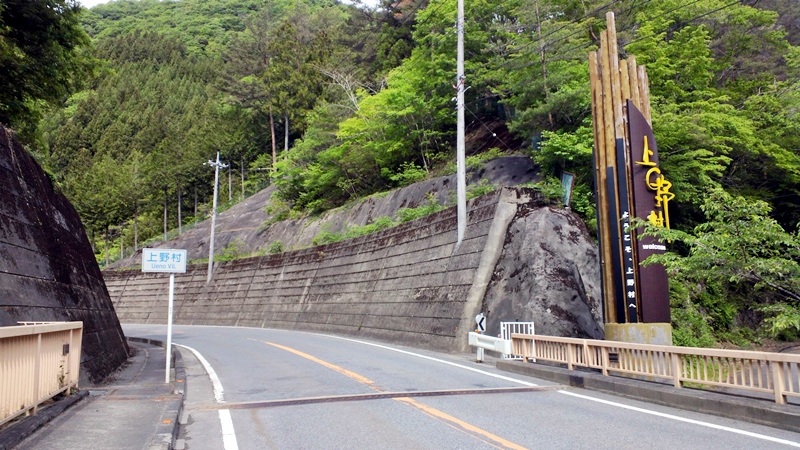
0,322,83,426
511,333,800,404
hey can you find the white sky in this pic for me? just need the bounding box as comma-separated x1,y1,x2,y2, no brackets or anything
80,0,381,9
79,0,111,7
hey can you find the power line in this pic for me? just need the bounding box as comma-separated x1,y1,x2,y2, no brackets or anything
465,104,515,151
495,0,740,74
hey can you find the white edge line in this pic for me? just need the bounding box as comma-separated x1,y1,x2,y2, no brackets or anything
141,326,800,447
174,343,225,403
173,343,239,450
558,390,800,447
320,333,800,448
320,334,538,387
219,409,240,450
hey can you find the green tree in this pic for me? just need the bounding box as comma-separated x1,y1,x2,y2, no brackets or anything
0,0,95,140
641,189,800,341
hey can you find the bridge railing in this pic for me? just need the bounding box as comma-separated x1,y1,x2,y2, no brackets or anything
511,333,800,404
0,322,83,426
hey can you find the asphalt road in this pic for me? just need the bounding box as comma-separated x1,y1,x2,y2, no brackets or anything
123,324,800,450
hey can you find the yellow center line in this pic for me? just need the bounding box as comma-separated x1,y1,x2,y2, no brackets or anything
394,397,527,450
257,340,528,450
260,340,379,389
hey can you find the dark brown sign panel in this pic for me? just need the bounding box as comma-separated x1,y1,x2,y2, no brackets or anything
627,100,671,323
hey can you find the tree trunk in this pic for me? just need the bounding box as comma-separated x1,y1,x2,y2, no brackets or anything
134,198,139,252
163,186,168,241
270,107,277,169
178,182,183,235
535,0,554,130
284,115,289,152
105,225,109,267
90,228,95,253
228,164,232,202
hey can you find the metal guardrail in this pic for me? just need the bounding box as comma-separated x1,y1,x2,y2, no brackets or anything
468,332,513,355
0,322,83,426
511,333,800,404
500,322,534,360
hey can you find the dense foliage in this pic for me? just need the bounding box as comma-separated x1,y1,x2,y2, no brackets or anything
2,0,797,345
0,0,95,140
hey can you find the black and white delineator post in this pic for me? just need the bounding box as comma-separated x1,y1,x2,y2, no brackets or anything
468,313,513,362
475,313,486,362
142,248,187,383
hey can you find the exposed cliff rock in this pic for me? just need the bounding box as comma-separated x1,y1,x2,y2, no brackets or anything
0,126,129,383
107,156,539,269
483,203,604,339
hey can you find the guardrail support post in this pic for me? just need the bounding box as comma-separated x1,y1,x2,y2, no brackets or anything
771,361,786,405
582,340,589,366
671,353,682,388
33,334,42,415
601,347,609,376
567,343,574,370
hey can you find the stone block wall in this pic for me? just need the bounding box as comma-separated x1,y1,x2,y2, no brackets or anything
0,127,129,383
105,188,604,352
106,191,508,351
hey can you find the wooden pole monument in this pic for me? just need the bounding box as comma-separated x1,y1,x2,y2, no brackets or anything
590,12,674,344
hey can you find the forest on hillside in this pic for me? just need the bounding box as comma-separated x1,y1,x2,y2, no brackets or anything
2,0,799,346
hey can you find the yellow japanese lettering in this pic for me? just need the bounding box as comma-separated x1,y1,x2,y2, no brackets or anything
636,135,656,167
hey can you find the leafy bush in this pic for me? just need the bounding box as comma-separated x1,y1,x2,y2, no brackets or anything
528,177,565,204
312,230,345,246
217,239,247,261
310,194,449,245
396,195,446,223
268,240,284,254
385,162,428,187
443,147,506,175
639,189,800,343
466,179,496,199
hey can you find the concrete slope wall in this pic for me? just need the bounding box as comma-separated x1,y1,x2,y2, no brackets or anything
0,127,129,383
105,188,603,351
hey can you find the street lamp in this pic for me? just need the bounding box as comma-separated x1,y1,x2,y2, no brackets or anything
204,152,228,282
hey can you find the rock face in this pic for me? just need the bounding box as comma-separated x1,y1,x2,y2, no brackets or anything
483,205,603,339
0,126,129,383
107,156,540,269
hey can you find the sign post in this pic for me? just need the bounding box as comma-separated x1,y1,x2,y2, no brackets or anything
142,248,187,383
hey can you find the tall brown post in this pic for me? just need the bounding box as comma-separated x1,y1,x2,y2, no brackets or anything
589,13,673,343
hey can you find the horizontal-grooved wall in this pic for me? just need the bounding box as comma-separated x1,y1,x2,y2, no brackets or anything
0,126,129,383
105,190,513,351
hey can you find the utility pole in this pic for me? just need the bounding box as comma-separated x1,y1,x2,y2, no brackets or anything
456,0,466,244
204,152,228,283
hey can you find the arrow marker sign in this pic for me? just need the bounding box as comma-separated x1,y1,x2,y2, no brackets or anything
475,313,486,333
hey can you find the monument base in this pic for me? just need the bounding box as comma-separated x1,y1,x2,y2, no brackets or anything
604,323,672,345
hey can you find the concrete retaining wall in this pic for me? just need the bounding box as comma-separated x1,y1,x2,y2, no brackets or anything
105,187,603,351
0,126,129,383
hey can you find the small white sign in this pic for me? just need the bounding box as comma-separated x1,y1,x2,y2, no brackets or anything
142,248,187,273
475,313,486,333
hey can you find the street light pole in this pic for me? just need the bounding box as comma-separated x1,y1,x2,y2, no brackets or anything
205,152,228,283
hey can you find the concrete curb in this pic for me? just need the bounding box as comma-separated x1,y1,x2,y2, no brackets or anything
0,390,89,450
497,360,800,433
126,337,186,450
